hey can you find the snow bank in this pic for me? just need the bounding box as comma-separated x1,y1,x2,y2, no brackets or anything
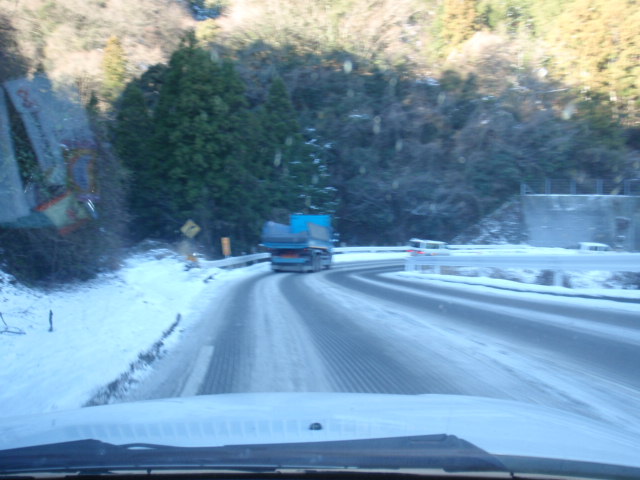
394,270,640,301
0,249,229,418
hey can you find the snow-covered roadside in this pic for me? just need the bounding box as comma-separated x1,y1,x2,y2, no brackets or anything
393,270,640,302
0,249,262,419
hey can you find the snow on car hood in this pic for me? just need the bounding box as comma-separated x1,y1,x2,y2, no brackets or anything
1,393,640,469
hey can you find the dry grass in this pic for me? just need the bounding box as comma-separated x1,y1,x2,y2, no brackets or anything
2,0,194,95
216,0,436,69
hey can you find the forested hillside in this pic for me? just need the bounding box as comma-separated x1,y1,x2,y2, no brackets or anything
1,0,639,281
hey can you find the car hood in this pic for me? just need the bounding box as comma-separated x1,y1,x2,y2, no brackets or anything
1,393,640,469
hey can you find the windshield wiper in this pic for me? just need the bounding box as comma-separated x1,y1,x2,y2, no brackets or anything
0,434,507,476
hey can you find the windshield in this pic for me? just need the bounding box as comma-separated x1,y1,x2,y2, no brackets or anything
1,1,640,479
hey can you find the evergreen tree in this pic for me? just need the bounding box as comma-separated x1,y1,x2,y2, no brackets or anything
101,36,127,102
259,77,335,217
261,77,304,209
149,33,253,248
113,84,152,171
111,83,155,238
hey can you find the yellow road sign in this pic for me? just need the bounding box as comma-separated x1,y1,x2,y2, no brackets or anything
181,219,201,238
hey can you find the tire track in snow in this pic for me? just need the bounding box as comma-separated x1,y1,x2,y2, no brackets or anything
311,262,640,433
323,265,640,390
279,270,460,395
200,269,333,394
199,275,261,393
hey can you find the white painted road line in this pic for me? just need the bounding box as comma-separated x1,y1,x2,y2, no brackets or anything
181,345,215,397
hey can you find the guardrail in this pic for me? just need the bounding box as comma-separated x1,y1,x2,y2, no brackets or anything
198,246,409,269
406,253,640,271
448,244,536,250
200,253,270,269
406,253,640,286
198,245,562,270
333,246,408,253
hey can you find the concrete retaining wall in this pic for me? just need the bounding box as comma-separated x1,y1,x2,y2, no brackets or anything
522,195,640,251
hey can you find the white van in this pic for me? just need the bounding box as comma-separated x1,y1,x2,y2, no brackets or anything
408,238,450,256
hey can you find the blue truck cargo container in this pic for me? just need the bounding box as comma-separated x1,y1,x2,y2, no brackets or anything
261,215,333,272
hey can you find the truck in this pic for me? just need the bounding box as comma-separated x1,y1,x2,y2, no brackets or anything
261,215,333,272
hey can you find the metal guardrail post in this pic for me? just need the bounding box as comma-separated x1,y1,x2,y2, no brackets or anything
405,257,415,272
622,179,640,196
553,271,563,287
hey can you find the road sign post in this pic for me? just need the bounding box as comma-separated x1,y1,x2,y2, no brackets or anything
221,237,231,257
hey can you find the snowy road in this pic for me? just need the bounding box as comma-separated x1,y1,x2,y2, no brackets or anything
124,259,640,434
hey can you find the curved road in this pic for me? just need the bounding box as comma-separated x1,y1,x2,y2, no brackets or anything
125,259,640,433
